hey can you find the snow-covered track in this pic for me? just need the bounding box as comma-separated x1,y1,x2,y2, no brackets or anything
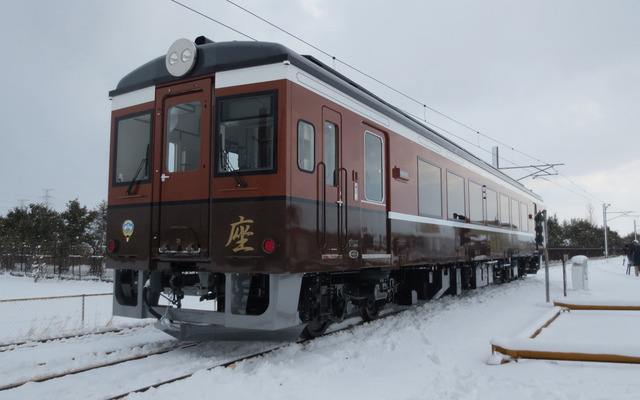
0,341,198,391
105,342,294,400
106,307,408,399
0,323,153,353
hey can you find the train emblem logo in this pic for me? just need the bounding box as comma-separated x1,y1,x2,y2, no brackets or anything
225,216,254,253
122,220,134,242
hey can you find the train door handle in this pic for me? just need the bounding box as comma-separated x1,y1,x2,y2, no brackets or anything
161,173,171,182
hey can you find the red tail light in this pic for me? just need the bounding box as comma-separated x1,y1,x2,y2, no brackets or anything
107,240,119,253
262,239,276,254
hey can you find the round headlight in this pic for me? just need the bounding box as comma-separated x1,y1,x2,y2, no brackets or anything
181,48,193,63
168,51,179,66
165,38,198,77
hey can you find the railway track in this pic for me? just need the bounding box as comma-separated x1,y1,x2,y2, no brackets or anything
0,323,154,353
106,307,408,399
0,305,408,399
0,340,198,391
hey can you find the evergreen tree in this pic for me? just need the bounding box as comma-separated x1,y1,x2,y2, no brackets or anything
545,214,563,247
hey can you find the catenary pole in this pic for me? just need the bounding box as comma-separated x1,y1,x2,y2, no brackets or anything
543,210,550,303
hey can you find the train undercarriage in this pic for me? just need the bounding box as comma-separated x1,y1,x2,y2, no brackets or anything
113,256,539,341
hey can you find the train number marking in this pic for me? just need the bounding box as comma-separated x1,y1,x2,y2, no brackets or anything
225,216,255,252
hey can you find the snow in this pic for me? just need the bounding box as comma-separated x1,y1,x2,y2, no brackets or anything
0,273,112,300
2,256,640,399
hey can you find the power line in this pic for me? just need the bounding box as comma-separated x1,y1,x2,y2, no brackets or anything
172,0,546,174
170,0,257,41
170,0,625,213
221,0,557,171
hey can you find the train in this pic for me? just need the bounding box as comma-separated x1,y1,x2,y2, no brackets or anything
106,36,543,341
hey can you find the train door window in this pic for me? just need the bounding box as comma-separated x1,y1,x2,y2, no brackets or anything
521,202,529,232
446,171,465,220
418,159,442,217
511,198,520,230
216,91,277,175
113,111,152,186
486,188,499,226
324,121,338,186
364,131,384,202
166,101,201,173
500,194,510,228
468,181,484,224
297,120,315,173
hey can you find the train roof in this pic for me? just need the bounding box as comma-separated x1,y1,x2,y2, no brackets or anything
110,37,542,202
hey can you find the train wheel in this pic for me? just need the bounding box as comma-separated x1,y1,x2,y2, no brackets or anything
360,299,379,322
302,318,330,339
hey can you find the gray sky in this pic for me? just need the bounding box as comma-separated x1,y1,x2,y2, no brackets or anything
1,0,638,236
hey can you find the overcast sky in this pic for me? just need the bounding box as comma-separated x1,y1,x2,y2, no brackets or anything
1,0,638,236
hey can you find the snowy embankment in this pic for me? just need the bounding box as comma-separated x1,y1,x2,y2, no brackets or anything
1,257,640,399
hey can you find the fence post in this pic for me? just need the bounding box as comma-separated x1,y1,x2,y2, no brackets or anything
81,294,86,327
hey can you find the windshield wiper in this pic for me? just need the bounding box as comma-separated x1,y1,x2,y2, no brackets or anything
126,144,149,195
222,149,247,188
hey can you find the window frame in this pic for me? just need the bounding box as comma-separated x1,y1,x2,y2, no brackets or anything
324,120,339,186
486,187,499,226
214,90,278,177
165,100,202,174
499,193,510,228
363,130,385,203
511,198,520,230
297,119,315,173
468,180,484,225
112,110,153,187
520,202,529,232
446,170,466,221
417,158,443,218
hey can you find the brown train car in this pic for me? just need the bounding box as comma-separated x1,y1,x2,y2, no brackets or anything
107,37,543,340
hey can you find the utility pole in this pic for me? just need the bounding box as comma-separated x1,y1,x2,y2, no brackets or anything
603,203,610,258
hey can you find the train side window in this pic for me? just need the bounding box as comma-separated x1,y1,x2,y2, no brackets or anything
418,159,442,218
486,188,499,226
469,181,484,224
324,121,338,185
113,111,152,186
500,194,510,228
216,91,277,175
446,171,465,220
297,120,315,173
511,198,520,230
521,202,529,232
364,131,384,202
166,101,201,173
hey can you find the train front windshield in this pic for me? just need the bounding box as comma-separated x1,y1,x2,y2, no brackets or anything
215,91,277,175
113,112,152,186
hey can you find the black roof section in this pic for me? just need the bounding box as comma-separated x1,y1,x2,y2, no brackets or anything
110,38,542,201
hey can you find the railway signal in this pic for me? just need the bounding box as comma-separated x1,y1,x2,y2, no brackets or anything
534,211,545,246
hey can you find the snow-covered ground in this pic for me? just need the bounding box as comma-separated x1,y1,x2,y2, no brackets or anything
1,257,640,399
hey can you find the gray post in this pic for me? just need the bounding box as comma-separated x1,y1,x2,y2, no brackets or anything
603,203,609,258
543,210,550,303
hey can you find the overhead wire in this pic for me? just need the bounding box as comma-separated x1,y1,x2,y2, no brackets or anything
170,0,620,213
220,0,552,172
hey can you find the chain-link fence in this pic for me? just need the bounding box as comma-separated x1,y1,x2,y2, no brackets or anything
0,293,115,345
1,253,110,282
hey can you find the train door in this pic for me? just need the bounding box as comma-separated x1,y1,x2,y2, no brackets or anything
152,79,211,258
320,107,348,258
361,124,390,264
318,107,360,265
